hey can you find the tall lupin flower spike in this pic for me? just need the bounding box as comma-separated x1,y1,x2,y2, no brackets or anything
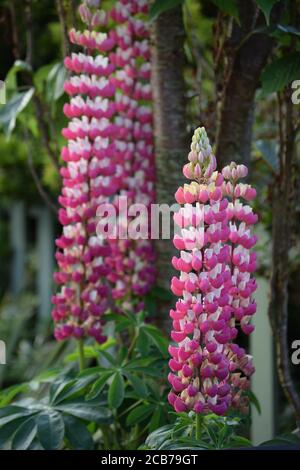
52,0,118,345
106,0,155,310
168,127,257,416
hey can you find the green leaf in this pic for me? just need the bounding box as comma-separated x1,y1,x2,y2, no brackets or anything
85,372,112,400
276,24,300,37
118,345,128,364
261,52,300,95
149,407,163,433
152,286,173,301
202,421,219,445
210,0,239,23
0,417,29,449
78,366,107,378
260,433,300,446
51,376,97,405
161,437,212,450
46,62,68,101
136,327,151,356
63,414,94,450
255,139,278,172
5,60,32,92
230,435,252,448
149,0,184,20
64,339,116,364
114,318,132,333
11,417,37,450
28,439,44,450
108,372,125,409
145,424,174,449
125,373,148,398
97,337,117,351
216,423,232,448
144,295,156,317
49,378,74,405
64,347,99,363
0,406,33,426
126,404,154,426
133,366,163,378
125,357,158,370
37,411,65,450
34,64,54,93
100,350,117,366
0,88,35,136
247,389,262,415
256,0,280,25
32,368,61,384
0,383,29,407
143,325,169,357
57,402,112,424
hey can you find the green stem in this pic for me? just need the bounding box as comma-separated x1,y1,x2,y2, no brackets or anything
195,414,202,440
119,399,143,419
101,426,110,450
78,339,85,371
126,329,138,360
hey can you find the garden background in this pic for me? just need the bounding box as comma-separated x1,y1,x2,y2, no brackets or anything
0,0,300,451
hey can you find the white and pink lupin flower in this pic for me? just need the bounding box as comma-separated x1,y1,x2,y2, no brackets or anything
52,0,119,344
52,0,156,338
168,127,257,416
106,0,156,310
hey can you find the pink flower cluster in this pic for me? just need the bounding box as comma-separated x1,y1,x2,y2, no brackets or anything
52,0,155,340
168,127,258,416
106,0,155,310
52,0,119,343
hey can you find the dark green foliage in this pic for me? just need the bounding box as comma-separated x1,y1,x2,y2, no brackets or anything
150,0,184,20
143,413,252,450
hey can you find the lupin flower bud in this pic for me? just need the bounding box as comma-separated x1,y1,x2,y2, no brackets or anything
79,3,92,24
169,126,257,416
85,0,101,8
185,127,216,181
222,162,248,181
91,10,107,28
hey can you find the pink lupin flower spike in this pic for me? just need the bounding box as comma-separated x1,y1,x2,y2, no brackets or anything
168,127,257,416
52,0,119,344
106,0,155,311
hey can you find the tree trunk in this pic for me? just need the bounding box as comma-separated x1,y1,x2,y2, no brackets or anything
268,90,300,420
215,0,284,168
151,6,188,297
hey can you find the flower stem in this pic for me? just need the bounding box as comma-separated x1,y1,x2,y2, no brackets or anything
126,329,138,360
195,414,202,440
78,339,85,371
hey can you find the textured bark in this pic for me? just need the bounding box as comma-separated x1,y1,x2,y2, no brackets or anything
215,0,284,168
151,6,188,296
70,0,78,30
268,91,300,420
56,0,71,57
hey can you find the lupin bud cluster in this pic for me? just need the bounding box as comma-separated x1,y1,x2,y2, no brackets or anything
168,127,257,416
